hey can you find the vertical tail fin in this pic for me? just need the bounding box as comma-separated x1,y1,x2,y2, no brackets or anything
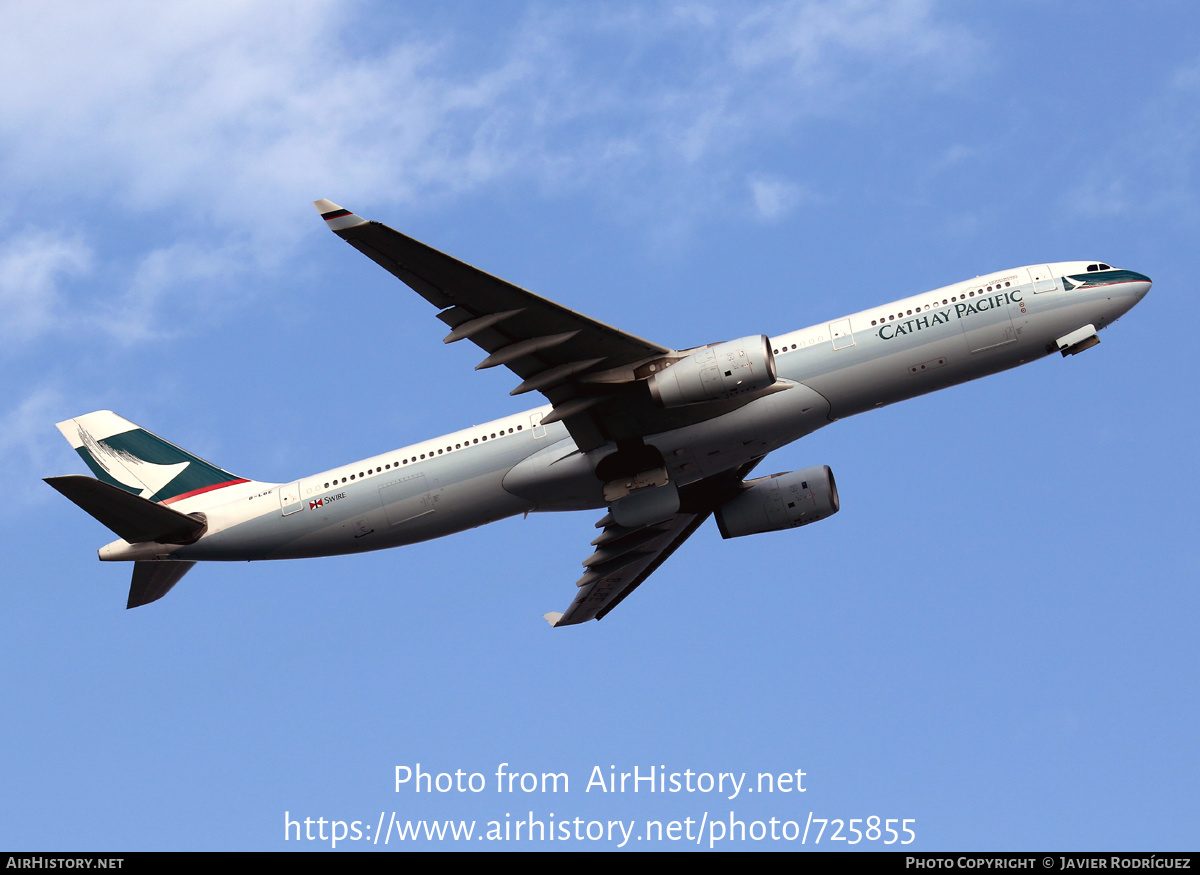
55,410,249,505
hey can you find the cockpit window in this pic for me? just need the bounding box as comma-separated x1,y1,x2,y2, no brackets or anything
1087,264,1099,272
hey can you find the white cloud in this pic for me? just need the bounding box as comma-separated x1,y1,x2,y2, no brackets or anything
0,231,92,341
97,240,255,345
0,1,507,219
0,1,981,220
0,1,984,347
729,0,979,102
1063,54,1200,224
0,228,256,346
0,382,70,505
1063,177,1132,219
748,175,810,221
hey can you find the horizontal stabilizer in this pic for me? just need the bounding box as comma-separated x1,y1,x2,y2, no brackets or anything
44,475,206,544
128,561,196,608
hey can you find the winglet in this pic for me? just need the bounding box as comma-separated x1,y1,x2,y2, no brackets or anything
542,612,564,627
313,199,368,232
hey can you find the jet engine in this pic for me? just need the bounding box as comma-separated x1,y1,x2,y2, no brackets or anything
714,466,839,539
647,335,777,408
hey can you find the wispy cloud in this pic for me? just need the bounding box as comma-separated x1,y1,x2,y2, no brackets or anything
0,1,982,346
1063,54,1200,225
730,0,976,82
0,382,70,504
0,1,517,219
0,1,980,218
96,240,257,345
0,231,92,342
748,174,813,221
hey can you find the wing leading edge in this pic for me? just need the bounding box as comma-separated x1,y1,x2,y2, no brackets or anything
313,202,768,626
314,200,671,452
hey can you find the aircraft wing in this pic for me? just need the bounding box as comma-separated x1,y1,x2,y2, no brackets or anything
545,510,710,627
315,200,673,451
544,461,760,626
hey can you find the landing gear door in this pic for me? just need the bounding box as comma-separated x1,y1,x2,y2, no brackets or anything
279,481,303,516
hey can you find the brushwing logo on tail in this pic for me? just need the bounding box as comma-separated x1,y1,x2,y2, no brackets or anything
76,425,190,500
63,412,248,504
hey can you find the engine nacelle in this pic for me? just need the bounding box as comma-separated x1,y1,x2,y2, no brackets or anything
714,466,839,539
647,335,776,408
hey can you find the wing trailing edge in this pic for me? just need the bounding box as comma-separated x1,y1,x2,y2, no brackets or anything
547,511,710,627
545,461,763,627
312,198,674,452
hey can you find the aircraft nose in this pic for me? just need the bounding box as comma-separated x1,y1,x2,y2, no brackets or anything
1130,270,1152,299
1109,269,1151,321
1123,270,1152,296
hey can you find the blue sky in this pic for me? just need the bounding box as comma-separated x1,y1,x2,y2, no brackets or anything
3,0,1197,851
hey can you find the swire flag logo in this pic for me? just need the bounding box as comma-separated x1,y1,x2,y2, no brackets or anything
309,498,324,510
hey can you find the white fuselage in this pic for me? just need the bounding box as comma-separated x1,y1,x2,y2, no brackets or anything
99,261,1149,564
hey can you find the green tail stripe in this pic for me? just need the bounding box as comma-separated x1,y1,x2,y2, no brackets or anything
74,447,142,495
75,428,239,503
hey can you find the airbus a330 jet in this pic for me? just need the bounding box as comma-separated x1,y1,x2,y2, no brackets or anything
46,201,1151,625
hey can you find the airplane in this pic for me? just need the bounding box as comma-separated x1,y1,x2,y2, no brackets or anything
45,200,1151,626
